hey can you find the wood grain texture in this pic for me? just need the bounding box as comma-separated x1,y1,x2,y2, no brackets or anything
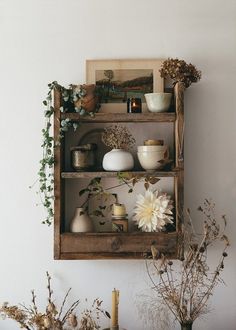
59,252,178,260
61,112,176,123
54,89,62,260
61,170,178,179
174,82,185,258
61,232,177,259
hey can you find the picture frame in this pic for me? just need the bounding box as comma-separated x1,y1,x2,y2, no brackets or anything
86,59,164,113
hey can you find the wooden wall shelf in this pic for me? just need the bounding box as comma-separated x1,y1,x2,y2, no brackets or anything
54,82,185,260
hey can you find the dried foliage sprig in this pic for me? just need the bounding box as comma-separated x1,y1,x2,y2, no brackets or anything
160,58,201,88
102,125,135,150
0,272,109,330
147,199,229,325
78,173,161,223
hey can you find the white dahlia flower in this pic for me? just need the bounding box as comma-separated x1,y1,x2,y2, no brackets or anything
133,189,173,232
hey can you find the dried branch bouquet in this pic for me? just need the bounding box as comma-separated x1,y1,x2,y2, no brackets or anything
0,272,109,330
147,199,229,329
101,125,135,150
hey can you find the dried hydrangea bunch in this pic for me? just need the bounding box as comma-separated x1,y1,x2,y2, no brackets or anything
160,58,201,88
0,272,109,330
147,199,229,327
102,125,135,150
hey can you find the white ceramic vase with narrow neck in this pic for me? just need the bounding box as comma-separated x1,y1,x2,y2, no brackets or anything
102,149,134,171
70,207,94,233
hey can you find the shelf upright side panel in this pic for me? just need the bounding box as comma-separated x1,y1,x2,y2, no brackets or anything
174,82,185,251
54,89,63,259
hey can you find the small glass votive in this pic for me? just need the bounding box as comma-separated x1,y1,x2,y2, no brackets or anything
127,98,142,113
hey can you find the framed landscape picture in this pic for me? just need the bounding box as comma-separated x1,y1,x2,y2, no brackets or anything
86,59,164,113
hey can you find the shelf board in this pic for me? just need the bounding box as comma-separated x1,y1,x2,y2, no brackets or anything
61,112,176,123
61,170,178,179
59,232,178,259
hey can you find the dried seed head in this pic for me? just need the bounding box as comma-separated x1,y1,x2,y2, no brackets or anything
47,302,56,314
43,316,52,328
68,313,78,327
199,247,205,253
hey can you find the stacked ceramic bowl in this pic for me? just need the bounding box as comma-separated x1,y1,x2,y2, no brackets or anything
137,140,169,171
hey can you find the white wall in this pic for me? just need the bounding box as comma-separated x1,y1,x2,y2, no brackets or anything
0,0,236,329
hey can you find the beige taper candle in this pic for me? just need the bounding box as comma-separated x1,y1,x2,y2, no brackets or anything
111,288,119,329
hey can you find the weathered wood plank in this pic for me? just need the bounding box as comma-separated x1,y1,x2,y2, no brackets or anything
61,171,178,179
61,232,177,255
61,112,176,123
60,251,178,260
174,82,185,258
54,89,62,260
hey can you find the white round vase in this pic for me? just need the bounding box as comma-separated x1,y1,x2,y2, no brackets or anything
70,207,94,233
102,149,134,171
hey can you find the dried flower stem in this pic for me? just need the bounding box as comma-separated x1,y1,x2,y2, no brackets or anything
147,199,229,325
0,272,109,330
58,287,71,319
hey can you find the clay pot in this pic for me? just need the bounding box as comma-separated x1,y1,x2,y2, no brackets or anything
74,84,99,112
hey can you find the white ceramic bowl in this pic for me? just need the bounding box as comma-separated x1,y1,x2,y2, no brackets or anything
145,92,172,112
137,151,165,170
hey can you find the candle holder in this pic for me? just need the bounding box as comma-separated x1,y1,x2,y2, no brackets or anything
112,218,128,232
127,97,142,113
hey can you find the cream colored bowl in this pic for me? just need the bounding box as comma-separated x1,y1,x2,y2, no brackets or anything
145,92,172,112
137,145,168,153
137,151,166,170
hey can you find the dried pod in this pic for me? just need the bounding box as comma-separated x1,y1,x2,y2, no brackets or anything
46,302,56,314
43,316,52,328
68,313,78,327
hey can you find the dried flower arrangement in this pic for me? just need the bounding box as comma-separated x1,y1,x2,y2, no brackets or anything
133,189,173,232
160,58,201,88
146,199,229,330
101,125,135,150
0,272,109,330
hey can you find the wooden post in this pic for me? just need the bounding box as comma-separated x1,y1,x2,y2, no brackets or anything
54,88,62,259
174,82,185,258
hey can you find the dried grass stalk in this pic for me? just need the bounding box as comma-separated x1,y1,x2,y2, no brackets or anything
146,199,229,325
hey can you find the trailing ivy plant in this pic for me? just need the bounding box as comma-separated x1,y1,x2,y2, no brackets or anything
32,81,100,226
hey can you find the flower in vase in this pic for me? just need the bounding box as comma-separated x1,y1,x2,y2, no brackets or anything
133,189,173,232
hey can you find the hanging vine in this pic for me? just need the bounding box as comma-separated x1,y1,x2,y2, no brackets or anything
31,81,100,226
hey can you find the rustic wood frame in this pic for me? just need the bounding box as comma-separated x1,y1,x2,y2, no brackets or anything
54,82,184,260
86,59,164,113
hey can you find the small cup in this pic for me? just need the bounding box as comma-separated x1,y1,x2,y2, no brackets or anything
145,93,172,112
